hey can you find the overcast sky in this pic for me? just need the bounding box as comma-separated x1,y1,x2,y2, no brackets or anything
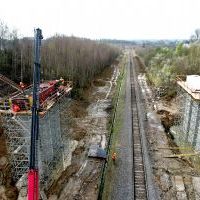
0,0,200,40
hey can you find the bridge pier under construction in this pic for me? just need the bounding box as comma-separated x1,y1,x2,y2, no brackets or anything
171,76,200,151
0,85,72,189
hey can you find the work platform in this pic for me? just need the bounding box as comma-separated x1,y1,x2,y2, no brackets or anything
177,81,200,100
0,80,72,187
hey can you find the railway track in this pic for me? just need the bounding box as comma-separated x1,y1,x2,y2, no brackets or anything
130,56,147,200
99,51,158,200
129,52,159,200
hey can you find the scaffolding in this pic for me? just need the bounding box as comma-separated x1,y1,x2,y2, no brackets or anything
0,82,72,188
171,77,200,151
1,113,30,181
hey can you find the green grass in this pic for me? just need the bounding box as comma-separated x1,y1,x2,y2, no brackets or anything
101,56,127,200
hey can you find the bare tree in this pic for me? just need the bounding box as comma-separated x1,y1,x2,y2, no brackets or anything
0,23,120,89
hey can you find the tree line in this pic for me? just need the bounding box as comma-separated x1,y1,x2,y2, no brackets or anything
137,30,200,98
0,21,120,89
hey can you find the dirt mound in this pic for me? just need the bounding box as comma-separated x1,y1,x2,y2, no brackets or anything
72,146,85,156
69,100,88,118
0,131,7,156
0,161,18,200
47,164,80,198
93,80,106,87
157,109,170,115
0,123,18,200
5,186,18,200
157,109,181,132
71,127,87,141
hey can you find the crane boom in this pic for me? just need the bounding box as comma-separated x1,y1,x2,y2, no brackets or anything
28,28,43,200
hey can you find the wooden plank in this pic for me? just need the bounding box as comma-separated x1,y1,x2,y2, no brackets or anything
164,153,199,158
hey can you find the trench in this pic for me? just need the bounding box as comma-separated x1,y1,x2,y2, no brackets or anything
47,64,120,199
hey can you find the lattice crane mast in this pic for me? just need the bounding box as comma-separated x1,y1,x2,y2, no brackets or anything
28,28,43,200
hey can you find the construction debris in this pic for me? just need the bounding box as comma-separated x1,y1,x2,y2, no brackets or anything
88,144,107,159
164,153,199,158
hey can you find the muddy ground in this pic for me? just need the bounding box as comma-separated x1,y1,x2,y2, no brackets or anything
1,52,200,199
137,64,200,199
47,63,120,200
0,59,119,200
0,126,19,200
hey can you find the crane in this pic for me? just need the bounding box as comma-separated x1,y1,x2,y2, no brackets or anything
28,28,43,200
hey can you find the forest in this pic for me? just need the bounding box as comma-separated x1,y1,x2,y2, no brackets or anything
0,22,120,90
138,32,200,97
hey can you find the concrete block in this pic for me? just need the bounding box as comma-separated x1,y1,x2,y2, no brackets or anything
192,177,200,199
176,191,187,200
160,173,172,191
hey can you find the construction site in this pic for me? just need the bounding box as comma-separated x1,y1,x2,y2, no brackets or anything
0,28,120,200
0,70,72,188
1,79,71,179
1,29,200,200
0,29,74,199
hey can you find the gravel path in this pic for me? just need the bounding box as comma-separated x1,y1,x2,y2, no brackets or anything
111,58,134,200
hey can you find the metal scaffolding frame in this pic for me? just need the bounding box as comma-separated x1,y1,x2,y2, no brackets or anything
171,81,200,151
0,95,71,187
1,112,30,181
39,102,64,187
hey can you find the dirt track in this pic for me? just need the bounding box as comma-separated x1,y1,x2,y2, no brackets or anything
136,56,200,200
48,64,119,200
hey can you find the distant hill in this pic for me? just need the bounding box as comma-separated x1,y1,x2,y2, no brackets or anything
100,39,188,48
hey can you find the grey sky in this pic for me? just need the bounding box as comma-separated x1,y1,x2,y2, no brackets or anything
0,0,200,40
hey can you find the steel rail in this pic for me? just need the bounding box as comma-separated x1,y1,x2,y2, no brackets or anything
130,53,159,200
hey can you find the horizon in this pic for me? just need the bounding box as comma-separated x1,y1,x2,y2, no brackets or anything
1,0,200,40
1,29,189,42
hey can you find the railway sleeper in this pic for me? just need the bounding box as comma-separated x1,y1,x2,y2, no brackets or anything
135,173,145,177
134,147,142,150
134,163,144,166
135,189,146,194
134,158,142,161
134,164,144,167
135,181,145,185
134,145,141,147
134,150,142,153
134,162,144,165
135,175,145,179
135,193,146,198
